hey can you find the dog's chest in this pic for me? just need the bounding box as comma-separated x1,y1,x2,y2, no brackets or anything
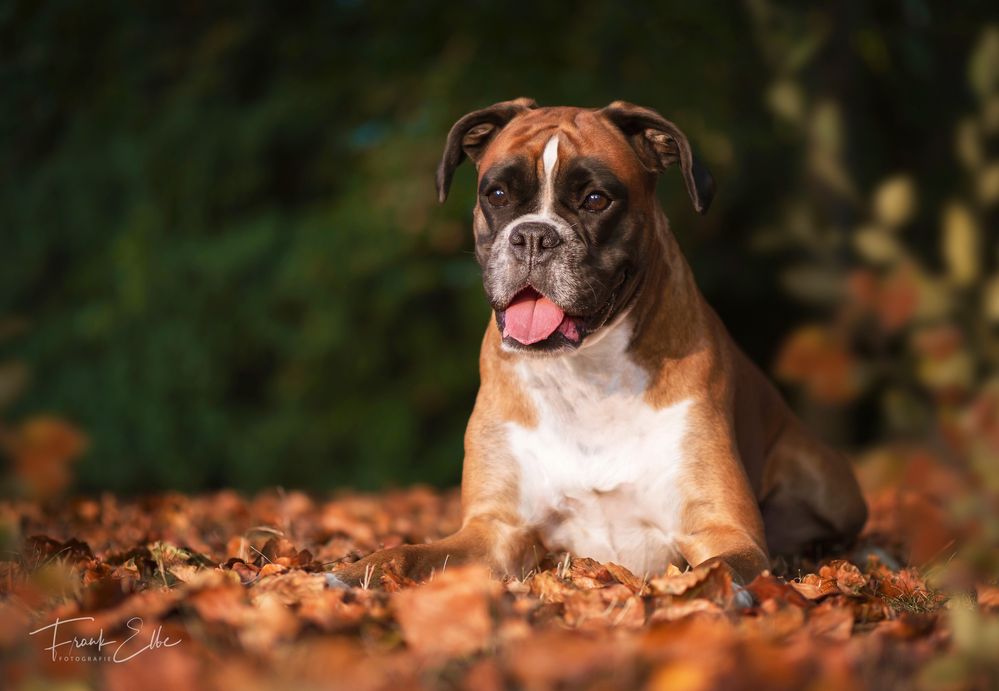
505,326,693,577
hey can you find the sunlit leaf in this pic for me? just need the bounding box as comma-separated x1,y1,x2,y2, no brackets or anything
955,118,983,170
917,351,974,394
1,416,87,500
767,80,805,123
808,101,858,200
969,27,999,100
873,176,917,228
854,225,903,264
983,274,999,322
976,163,999,206
878,263,921,332
775,325,862,403
941,202,980,286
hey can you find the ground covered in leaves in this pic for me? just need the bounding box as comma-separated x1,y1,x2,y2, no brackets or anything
1,485,997,691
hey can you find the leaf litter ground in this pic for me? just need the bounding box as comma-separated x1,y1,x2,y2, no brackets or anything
1,485,997,690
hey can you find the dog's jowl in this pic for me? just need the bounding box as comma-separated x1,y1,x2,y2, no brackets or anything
335,99,867,585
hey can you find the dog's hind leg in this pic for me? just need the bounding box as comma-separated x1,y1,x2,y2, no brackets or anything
759,415,868,558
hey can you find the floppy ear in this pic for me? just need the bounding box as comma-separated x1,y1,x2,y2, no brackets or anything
599,101,715,215
436,97,537,203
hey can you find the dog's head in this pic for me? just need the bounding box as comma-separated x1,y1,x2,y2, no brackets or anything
437,99,714,353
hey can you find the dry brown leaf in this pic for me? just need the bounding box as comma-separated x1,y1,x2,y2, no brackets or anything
640,616,737,667
391,564,500,657
647,561,733,605
739,598,807,639
2,416,87,500
647,659,715,691
605,561,646,594
505,629,637,689
529,569,575,603
562,585,645,629
789,572,840,600
976,583,999,610
819,560,868,596
775,325,861,403
806,601,854,641
238,592,300,653
250,570,325,606
102,641,200,691
186,572,255,626
649,598,725,623
566,556,615,588
297,589,368,632
746,573,812,608
462,657,505,691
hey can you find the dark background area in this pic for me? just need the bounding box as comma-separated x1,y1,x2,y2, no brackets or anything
1,1,996,494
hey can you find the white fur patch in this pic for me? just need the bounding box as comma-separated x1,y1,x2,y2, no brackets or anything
542,135,559,181
506,319,694,577
540,133,559,215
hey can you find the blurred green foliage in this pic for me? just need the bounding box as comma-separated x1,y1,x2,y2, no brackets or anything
0,1,995,493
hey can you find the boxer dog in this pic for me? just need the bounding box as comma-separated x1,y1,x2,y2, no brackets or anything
334,99,867,586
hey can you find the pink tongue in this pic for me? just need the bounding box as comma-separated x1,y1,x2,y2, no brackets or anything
503,291,566,344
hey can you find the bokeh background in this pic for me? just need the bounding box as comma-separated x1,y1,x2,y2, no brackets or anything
1,1,997,501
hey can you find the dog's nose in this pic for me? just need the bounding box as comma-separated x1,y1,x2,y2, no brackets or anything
509,222,561,264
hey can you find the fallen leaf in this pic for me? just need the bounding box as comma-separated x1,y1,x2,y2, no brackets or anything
976,583,999,610
746,573,812,608
391,564,500,657
806,600,854,641
819,560,868,596
647,561,733,605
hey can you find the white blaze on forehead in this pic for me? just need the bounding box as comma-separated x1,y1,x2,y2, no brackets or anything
540,134,560,213
542,134,559,178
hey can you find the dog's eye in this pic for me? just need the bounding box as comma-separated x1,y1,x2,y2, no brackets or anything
486,187,509,207
581,191,611,213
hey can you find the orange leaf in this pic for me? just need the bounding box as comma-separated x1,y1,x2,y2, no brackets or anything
391,564,500,657
2,416,87,500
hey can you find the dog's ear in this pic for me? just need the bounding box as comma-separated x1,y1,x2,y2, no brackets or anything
436,97,537,203
599,101,715,215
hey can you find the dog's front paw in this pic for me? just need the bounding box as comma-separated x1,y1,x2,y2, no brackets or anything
330,545,416,588
330,556,385,589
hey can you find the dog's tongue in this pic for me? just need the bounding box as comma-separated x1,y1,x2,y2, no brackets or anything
503,289,566,345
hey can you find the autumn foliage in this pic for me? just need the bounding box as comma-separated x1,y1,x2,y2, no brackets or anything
1,481,997,691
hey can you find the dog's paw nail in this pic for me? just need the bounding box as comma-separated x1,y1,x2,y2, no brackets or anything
732,583,755,609
325,572,351,589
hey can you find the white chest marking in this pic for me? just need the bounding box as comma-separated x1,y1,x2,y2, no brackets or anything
507,320,694,577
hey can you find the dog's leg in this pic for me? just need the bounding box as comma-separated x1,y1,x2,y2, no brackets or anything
333,409,536,588
334,369,539,587
760,416,868,558
331,514,534,586
674,413,772,584
678,525,770,585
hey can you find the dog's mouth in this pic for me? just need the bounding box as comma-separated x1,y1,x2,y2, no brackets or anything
498,287,582,347
495,278,626,352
